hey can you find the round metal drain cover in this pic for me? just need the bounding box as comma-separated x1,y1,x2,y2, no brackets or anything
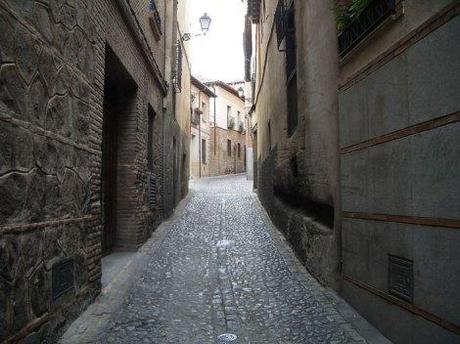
217,333,237,342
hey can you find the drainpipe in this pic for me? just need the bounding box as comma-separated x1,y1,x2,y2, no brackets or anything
198,90,202,178
211,85,217,155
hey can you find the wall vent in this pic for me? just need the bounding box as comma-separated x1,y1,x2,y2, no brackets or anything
388,255,413,303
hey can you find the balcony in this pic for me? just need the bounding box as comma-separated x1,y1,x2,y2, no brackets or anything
148,0,162,41
338,0,396,57
191,108,202,125
228,117,235,129
238,121,244,133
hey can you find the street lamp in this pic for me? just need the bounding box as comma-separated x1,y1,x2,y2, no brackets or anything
182,13,212,41
238,87,245,98
199,12,212,33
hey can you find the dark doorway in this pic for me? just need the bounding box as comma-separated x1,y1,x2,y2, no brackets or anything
101,46,138,255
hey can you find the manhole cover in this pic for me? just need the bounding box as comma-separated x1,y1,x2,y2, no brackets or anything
217,333,238,342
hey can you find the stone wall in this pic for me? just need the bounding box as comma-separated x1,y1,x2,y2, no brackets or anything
0,0,188,342
252,0,341,288
339,2,460,343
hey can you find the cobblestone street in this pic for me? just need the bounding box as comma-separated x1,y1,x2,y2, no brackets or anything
63,175,386,344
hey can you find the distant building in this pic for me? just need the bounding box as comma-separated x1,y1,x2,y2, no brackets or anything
206,81,248,176
190,77,216,179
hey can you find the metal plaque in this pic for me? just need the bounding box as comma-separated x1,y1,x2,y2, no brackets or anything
388,255,413,303
52,258,74,300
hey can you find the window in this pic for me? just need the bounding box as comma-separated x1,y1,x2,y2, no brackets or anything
202,102,206,121
227,105,232,119
227,140,232,157
202,139,207,164
237,143,241,158
285,3,298,136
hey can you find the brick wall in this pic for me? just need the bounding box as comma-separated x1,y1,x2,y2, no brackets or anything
0,0,187,342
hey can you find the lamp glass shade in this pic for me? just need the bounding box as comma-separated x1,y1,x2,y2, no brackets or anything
199,13,212,32
238,87,244,98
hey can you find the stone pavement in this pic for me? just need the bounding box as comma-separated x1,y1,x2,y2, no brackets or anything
62,175,390,344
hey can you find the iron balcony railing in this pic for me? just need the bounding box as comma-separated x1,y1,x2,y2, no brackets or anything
148,0,162,39
338,0,396,57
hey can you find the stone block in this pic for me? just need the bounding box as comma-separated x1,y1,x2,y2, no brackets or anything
15,25,41,85
0,9,16,62
33,3,54,43
407,16,460,123
339,80,368,147
29,263,49,317
343,218,460,326
366,54,409,138
410,123,460,219
340,150,370,213
24,169,47,223
0,172,28,225
0,236,19,282
45,94,72,138
367,135,413,216
0,64,28,118
28,73,48,128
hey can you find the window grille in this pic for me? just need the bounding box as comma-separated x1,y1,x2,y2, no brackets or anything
148,0,162,39
274,0,286,50
338,0,396,57
173,40,183,92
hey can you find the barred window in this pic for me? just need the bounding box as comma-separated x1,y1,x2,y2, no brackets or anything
173,40,183,92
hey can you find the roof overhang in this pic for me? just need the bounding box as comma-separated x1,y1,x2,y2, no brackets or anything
191,76,217,98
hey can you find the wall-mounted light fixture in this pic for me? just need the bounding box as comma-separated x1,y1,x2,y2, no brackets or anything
182,12,212,41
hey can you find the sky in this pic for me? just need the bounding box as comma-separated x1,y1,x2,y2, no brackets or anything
189,0,246,83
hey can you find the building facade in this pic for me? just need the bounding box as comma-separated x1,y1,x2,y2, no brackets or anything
207,81,248,176
0,0,191,342
190,76,216,179
245,0,460,343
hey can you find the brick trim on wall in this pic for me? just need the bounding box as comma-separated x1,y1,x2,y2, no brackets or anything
343,275,460,335
340,111,460,154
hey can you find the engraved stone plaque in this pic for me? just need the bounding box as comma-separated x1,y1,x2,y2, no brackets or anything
388,255,413,303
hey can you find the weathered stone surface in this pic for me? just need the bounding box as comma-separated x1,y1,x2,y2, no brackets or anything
0,236,19,282
21,231,43,273
72,98,90,141
0,172,28,224
24,169,47,223
58,4,77,30
15,26,41,85
45,94,72,138
0,9,16,62
28,74,48,128
0,64,28,117
33,3,54,43
12,264,28,332
29,264,49,317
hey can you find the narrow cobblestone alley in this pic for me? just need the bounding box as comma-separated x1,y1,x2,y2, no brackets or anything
62,175,386,344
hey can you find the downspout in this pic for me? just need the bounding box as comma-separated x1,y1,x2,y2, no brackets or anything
198,91,202,178
212,85,217,155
